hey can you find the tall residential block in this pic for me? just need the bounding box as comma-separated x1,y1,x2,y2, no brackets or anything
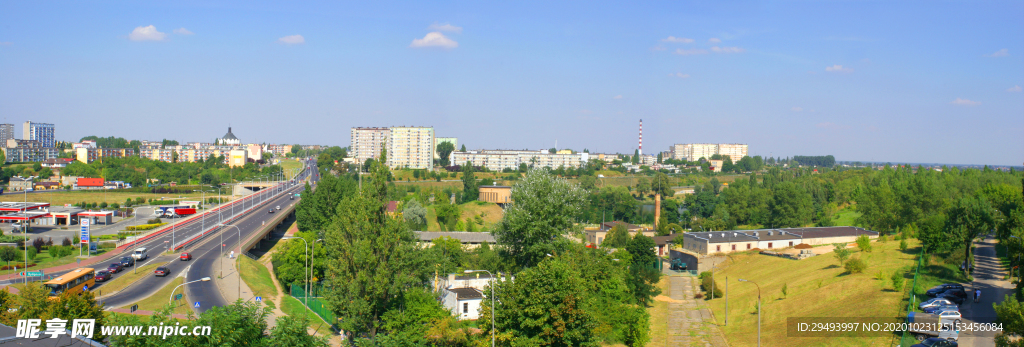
0,124,14,145
23,121,55,147
670,143,748,162
387,126,434,170
716,144,749,162
350,127,390,164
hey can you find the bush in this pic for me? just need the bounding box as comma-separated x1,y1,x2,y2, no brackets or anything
147,218,163,224
891,271,905,292
856,235,872,253
899,239,908,251
844,257,867,273
62,237,72,247
32,237,45,253
699,271,724,298
126,223,165,231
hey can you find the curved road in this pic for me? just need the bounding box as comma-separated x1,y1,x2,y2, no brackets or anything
97,161,316,311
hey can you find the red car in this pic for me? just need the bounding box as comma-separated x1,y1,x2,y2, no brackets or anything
94,271,112,282
107,263,124,273
180,252,192,261
154,267,170,277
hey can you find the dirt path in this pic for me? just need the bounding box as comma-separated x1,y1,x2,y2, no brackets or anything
665,275,729,347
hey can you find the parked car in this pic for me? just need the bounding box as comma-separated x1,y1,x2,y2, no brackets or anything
939,289,968,304
911,337,958,347
180,252,192,261
927,284,965,297
919,298,955,310
107,263,124,273
923,304,959,314
154,267,170,277
934,309,962,324
94,271,112,282
120,256,135,268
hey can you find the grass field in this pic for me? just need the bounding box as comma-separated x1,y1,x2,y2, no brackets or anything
279,159,304,177
706,239,923,347
0,249,110,276
647,277,671,347
96,263,161,296
459,201,503,230
281,295,329,329
130,277,192,315
15,191,208,207
237,255,278,301
832,208,863,227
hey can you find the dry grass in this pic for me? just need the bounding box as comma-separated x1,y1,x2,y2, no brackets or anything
459,201,503,230
647,277,671,347
707,239,922,347
130,277,192,315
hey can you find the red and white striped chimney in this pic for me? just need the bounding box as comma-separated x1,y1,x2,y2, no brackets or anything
638,119,643,157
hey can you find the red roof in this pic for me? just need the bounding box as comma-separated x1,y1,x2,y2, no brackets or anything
77,178,105,187
386,201,399,213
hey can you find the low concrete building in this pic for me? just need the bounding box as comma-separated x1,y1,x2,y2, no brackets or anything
676,226,879,255
585,221,656,247
48,207,83,225
74,178,104,190
782,227,880,245
415,231,496,249
478,186,511,204
33,181,60,190
441,287,484,320
8,177,33,191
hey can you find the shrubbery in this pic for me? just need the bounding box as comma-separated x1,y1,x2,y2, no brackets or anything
844,257,867,273
699,271,724,298
126,223,165,231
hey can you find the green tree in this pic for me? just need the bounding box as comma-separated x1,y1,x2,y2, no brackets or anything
650,173,675,197
322,151,426,341
486,259,599,346
460,144,466,152
625,234,661,306
436,142,455,167
635,177,650,196
856,235,872,253
833,244,851,265
844,257,867,273
434,198,462,231
265,316,330,347
768,182,814,228
993,294,1024,346
603,224,630,248
632,149,640,165
461,162,478,202
493,169,588,269
0,247,17,270
944,197,995,269
402,199,428,230
579,175,597,191
890,271,905,292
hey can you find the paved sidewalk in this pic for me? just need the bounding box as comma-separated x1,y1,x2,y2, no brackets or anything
957,235,1013,347
107,308,190,320
211,253,257,316
665,275,729,347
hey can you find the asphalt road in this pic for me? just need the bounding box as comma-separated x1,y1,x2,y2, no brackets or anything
94,161,316,310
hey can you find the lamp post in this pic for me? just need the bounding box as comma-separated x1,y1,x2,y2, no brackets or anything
169,277,212,304
464,269,496,347
311,238,323,304
20,175,38,285
217,224,242,298
738,278,761,347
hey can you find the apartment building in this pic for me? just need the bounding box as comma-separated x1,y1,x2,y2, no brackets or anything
3,139,58,162
23,121,55,148
387,126,434,170
350,127,390,163
139,145,249,167
669,143,748,162
0,124,14,145
75,147,136,164
450,149,590,171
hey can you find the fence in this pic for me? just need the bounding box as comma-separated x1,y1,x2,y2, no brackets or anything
897,248,927,347
290,284,338,328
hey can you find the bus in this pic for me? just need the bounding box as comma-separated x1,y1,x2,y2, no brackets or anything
43,268,95,299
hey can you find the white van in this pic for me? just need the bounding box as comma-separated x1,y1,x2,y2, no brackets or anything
132,247,148,260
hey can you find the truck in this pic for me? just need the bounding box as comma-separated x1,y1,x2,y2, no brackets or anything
906,312,959,342
156,206,197,218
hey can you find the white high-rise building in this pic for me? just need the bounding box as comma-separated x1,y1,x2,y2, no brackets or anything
717,144,749,162
23,121,55,148
0,124,14,145
387,126,434,170
350,127,391,164
669,143,748,162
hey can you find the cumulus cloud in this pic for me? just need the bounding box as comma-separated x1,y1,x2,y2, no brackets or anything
277,35,305,45
1007,85,1022,92
674,48,708,55
427,23,462,34
708,38,721,43
985,49,1009,57
825,65,853,73
650,46,666,51
173,28,194,35
710,46,744,53
792,107,803,112
950,98,980,106
410,32,458,49
128,25,166,41
613,95,623,99
669,73,690,78
661,36,694,43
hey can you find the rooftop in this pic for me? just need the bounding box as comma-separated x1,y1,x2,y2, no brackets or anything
448,287,484,300
221,127,238,140
415,231,496,244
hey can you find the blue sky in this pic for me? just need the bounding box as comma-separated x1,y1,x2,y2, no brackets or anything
1,1,1021,166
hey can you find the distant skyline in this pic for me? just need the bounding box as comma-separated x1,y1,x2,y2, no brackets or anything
1,1,1021,166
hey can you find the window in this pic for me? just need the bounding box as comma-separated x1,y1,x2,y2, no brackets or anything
768,242,773,248
731,245,736,251
463,303,469,314
716,245,721,252
747,243,751,249
789,241,794,247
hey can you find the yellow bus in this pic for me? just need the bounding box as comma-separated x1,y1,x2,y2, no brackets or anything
44,268,95,299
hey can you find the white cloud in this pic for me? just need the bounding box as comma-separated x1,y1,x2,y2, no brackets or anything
650,46,666,51
613,95,623,99
669,73,690,78
277,35,305,45
985,49,1009,57
128,25,166,41
1008,85,1022,92
791,107,803,112
710,46,744,53
173,28,194,35
950,98,980,106
661,36,694,43
410,32,458,49
825,64,853,73
674,48,708,56
708,38,721,43
428,23,462,34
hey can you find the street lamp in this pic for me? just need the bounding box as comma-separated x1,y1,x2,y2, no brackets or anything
738,278,761,347
282,236,313,308
20,175,38,285
169,277,212,304
464,269,496,347
217,224,242,298
311,238,323,304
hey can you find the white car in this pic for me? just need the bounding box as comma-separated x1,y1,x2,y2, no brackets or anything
935,309,962,324
919,298,954,310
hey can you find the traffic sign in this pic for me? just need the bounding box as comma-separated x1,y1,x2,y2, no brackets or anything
175,293,182,301
194,302,200,308
255,296,262,303
83,285,88,291
130,304,138,313
20,270,44,277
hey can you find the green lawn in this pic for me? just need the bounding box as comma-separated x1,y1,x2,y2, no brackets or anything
130,277,192,316
95,263,161,296
707,239,922,347
832,209,862,227
281,295,329,329
0,248,110,276
237,255,278,301
647,277,671,347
